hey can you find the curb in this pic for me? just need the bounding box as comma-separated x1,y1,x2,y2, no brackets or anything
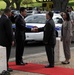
9,47,74,61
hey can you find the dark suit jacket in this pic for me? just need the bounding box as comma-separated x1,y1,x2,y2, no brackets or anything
38,19,56,45
0,14,14,47
15,15,31,41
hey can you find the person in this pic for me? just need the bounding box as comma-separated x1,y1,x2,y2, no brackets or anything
9,11,15,23
67,6,74,19
61,12,73,64
35,11,56,68
37,8,41,13
15,7,34,65
0,8,14,72
67,6,74,42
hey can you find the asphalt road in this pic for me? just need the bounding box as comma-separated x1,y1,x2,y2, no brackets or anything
10,42,45,58
10,42,74,59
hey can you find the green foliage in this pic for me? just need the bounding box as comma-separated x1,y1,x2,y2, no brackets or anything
18,0,23,4
0,0,74,9
0,1,6,9
22,0,33,4
68,0,74,9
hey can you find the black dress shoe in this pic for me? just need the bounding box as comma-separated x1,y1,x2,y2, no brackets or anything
61,61,70,64
16,62,28,65
45,65,54,68
7,68,13,72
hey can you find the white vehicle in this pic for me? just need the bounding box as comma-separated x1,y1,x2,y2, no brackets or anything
25,13,63,42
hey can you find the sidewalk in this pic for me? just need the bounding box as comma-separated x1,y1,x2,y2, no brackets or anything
10,48,74,75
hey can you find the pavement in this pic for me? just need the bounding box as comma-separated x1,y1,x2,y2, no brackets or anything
10,47,74,75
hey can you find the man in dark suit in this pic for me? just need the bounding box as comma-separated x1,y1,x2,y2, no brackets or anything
38,11,56,68
15,7,34,65
9,11,15,23
0,8,14,72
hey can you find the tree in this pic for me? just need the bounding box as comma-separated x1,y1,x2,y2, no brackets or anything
3,0,11,8
2,0,15,9
36,0,69,11
2,0,23,9
14,0,23,9
22,0,33,7
11,0,15,9
51,0,69,11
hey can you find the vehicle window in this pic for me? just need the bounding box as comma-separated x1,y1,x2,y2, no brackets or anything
25,15,46,24
53,17,63,24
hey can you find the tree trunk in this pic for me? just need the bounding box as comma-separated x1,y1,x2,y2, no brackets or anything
16,3,20,10
3,0,11,8
52,0,69,12
6,3,11,8
14,0,22,9
61,0,69,12
11,0,15,9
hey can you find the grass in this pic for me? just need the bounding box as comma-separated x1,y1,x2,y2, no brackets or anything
0,0,74,9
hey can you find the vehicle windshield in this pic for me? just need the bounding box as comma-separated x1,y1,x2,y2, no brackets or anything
25,15,46,24
25,15,63,24
53,17,63,24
